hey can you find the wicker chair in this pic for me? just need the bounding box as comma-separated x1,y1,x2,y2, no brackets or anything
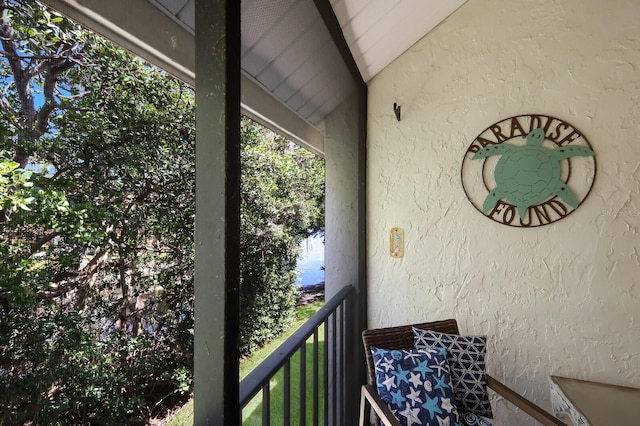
359,319,566,426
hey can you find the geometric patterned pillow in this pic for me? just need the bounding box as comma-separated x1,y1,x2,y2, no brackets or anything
460,412,494,426
371,346,461,426
413,329,492,418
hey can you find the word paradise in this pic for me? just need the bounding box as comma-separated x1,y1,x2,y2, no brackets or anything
461,114,597,228
467,115,584,154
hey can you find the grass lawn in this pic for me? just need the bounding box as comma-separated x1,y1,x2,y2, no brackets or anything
168,300,324,425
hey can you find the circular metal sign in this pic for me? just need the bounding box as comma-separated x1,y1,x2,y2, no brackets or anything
461,114,597,227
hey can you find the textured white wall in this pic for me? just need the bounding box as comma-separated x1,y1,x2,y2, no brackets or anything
325,93,361,300
367,0,640,423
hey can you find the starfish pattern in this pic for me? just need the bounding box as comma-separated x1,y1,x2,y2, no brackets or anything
381,374,396,391
372,347,387,357
379,357,395,372
372,346,462,426
403,350,424,364
399,402,422,426
414,359,434,379
434,374,451,392
422,395,444,420
431,357,449,377
440,397,454,413
406,386,423,406
390,389,406,406
408,371,423,388
392,364,411,386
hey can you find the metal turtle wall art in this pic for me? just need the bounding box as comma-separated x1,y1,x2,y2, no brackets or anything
472,128,596,219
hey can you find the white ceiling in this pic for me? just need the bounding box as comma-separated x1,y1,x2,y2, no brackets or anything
148,0,466,123
150,0,355,125
330,0,466,82
41,0,466,147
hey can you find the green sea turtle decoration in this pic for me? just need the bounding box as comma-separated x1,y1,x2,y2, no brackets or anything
472,128,595,219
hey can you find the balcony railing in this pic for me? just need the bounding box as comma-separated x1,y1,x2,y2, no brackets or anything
239,285,355,425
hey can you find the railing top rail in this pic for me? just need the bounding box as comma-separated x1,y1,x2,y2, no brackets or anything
239,285,354,407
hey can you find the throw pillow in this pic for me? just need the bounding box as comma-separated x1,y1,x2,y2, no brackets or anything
413,328,492,418
371,346,461,426
460,412,494,426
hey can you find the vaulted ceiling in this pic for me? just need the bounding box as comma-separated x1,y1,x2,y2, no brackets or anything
41,0,466,151
149,0,465,124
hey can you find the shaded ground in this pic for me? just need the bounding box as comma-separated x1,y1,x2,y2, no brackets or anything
296,282,325,306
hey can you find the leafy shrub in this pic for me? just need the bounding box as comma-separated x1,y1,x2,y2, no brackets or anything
0,1,324,423
239,118,325,355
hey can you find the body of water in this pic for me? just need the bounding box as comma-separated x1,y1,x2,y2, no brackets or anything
296,235,324,287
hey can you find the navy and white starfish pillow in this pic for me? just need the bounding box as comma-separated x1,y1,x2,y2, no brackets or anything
371,346,461,426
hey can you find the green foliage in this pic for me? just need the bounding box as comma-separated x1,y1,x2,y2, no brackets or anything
0,8,195,424
240,118,325,355
0,0,324,424
0,156,35,212
1,1,195,423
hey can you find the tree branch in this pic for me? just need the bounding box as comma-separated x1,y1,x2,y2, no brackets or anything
24,231,60,258
0,94,10,111
1,10,35,167
35,57,76,135
1,4,85,167
38,247,109,300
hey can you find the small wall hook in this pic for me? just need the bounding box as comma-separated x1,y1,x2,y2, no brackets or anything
393,102,401,121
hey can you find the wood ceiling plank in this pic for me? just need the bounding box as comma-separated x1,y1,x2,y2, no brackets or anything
152,0,190,16
257,18,330,90
242,0,316,77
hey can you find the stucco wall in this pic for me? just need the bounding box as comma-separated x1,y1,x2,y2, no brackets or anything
367,0,640,423
325,92,361,300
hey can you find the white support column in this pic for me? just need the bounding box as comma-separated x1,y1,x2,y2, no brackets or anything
324,88,368,424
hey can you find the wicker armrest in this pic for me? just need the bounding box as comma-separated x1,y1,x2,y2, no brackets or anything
486,374,566,426
359,384,400,426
